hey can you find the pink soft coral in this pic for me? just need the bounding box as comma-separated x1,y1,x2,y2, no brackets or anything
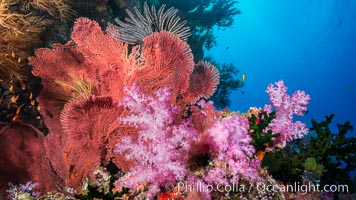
114,84,198,199
203,114,261,185
263,80,310,148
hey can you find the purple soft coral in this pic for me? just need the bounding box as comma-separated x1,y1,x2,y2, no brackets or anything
6,181,40,199
114,84,198,199
204,114,261,186
113,81,309,199
264,80,310,148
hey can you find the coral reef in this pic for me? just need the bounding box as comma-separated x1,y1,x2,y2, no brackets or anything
0,4,320,199
111,86,285,200
107,80,310,199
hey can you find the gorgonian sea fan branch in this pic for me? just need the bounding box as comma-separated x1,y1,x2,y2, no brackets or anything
59,94,116,187
135,30,194,97
187,61,220,104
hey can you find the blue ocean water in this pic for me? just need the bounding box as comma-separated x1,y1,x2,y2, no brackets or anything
208,0,356,135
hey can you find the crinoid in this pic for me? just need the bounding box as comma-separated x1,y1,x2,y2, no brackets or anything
107,2,191,44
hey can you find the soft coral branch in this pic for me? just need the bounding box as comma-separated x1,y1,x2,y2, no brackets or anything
114,84,198,199
264,80,310,148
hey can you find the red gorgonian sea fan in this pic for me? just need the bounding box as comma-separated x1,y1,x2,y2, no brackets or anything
0,122,59,195
133,30,194,98
29,18,214,112
6,17,221,193
186,61,220,104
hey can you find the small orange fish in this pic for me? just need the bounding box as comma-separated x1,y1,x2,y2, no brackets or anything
30,100,35,106
11,51,15,58
12,115,19,121
29,92,33,100
12,104,24,122
11,95,19,103
17,57,21,63
37,105,40,111
16,104,24,115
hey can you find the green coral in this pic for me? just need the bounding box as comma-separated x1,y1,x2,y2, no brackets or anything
303,157,324,177
262,114,356,192
249,111,280,151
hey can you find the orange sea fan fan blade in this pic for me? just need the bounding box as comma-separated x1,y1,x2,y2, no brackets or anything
186,61,220,104
58,94,136,189
69,18,145,101
137,31,194,97
0,122,58,196
59,94,114,189
44,132,67,186
30,43,85,82
106,107,139,172
36,79,72,134
71,18,132,74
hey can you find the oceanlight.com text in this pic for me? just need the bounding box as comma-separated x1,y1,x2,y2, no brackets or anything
168,181,349,194
256,182,349,194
